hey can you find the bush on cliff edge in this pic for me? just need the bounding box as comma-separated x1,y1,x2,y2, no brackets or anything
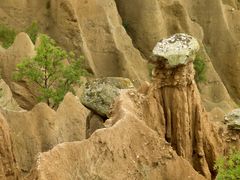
214,150,240,179
0,24,16,48
0,22,39,48
193,55,206,82
14,34,88,108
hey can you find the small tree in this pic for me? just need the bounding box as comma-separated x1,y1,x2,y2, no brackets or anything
214,150,240,180
14,34,88,107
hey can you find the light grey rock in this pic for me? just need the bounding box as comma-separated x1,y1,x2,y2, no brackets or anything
80,77,134,117
152,33,200,67
224,109,240,130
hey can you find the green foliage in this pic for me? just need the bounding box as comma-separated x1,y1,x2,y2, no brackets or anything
214,150,240,180
25,21,39,44
0,22,39,48
0,24,16,48
14,34,88,107
193,55,206,82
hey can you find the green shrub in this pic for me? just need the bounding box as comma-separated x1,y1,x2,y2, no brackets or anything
193,55,206,82
0,24,16,48
14,34,88,108
214,150,240,180
25,21,39,44
0,22,39,48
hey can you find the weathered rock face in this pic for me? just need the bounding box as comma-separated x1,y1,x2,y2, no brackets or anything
0,0,149,85
21,33,220,178
0,32,37,109
115,0,204,57
190,0,240,103
0,79,22,111
143,64,218,178
115,0,236,110
208,109,240,158
0,113,18,180
0,33,223,179
80,77,134,117
1,93,90,176
195,46,235,116
142,34,222,178
0,0,237,111
0,2,239,179
26,91,205,180
224,109,240,130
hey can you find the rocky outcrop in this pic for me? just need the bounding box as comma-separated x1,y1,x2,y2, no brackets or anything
0,112,18,180
0,79,22,111
224,109,240,130
1,93,90,176
0,0,149,85
68,0,149,83
152,33,200,67
24,34,213,180
0,32,36,109
195,46,235,116
80,77,134,117
142,34,222,178
190,0,240,103
0,1,239,179
27,91,205,180
115,0,236,110
115,0,203,57
211,109,240,157
0,0,237,110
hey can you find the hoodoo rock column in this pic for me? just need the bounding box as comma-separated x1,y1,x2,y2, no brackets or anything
144,33,221,178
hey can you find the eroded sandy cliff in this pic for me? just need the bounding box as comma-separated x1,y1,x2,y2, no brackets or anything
0,1,240,180
0,0,238,112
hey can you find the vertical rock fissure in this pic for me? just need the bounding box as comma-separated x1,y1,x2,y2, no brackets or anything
0,115,18,179
161,88,171,143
